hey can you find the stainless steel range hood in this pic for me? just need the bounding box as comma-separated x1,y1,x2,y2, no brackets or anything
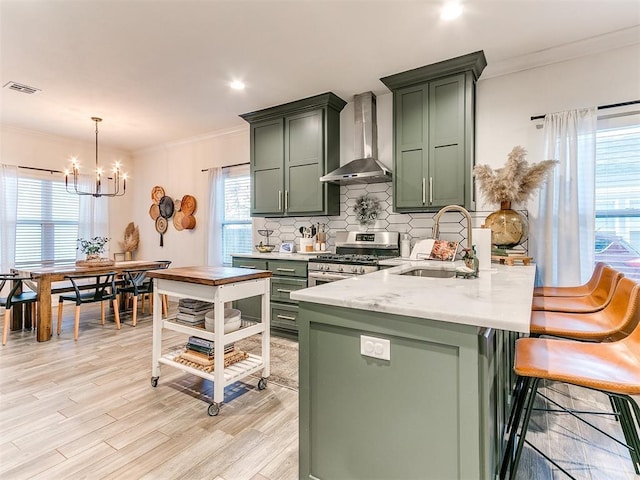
321,91,392,185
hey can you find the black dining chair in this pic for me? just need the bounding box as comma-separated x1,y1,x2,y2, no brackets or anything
118,260,172,326
57,272,121,340
1,274,38,346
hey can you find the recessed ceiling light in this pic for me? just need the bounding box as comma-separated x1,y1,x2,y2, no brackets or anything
441,1,463,20
230,80,245,91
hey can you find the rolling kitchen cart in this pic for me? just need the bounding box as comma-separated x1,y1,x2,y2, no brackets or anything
147,266,272,416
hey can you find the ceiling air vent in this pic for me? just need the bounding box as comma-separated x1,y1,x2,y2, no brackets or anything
3,81,41,94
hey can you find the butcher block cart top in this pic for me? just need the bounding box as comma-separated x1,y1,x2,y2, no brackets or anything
147,266,273,416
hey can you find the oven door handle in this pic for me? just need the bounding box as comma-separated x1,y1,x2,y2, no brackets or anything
309,272,354,282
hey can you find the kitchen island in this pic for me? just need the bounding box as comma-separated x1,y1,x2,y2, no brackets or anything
291,262,535,480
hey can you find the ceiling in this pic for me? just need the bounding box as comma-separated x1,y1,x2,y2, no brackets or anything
1,0,639,152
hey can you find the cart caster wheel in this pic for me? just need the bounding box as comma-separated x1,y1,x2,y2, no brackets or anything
258,378,268,390
151,377,159,388
208,402,220,416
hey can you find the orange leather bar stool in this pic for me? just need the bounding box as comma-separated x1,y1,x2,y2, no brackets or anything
500,296,640,479
533,262,606,297
531,265,622,313
530,277,640,341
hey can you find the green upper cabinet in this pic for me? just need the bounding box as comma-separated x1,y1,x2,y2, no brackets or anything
241,92,347,217
381,51,486,212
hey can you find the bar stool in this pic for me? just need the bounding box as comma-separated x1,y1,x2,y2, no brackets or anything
500,288,640,479
533,262,606,297
531,265,623,313
530,277,640,341
1,274,37,346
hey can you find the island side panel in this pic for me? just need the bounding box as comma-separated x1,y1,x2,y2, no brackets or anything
299,301,498,480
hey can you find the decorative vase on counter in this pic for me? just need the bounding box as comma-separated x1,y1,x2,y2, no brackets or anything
484,200,528,249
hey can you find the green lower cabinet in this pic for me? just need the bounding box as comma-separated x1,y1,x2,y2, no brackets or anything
298,302,509,479
271,304,299,334
231,256,307,337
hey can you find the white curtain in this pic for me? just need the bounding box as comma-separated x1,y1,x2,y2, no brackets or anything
533,107,597,286
76,174,110,260
0,164,18,272
206,167,225,266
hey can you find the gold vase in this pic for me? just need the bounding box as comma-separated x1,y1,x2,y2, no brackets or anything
484,200,528,248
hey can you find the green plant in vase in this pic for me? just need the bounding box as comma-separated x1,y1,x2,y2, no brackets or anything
77,236,110,260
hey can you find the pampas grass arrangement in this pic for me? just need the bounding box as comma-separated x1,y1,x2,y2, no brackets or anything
474,146,558,205
120,222,140,253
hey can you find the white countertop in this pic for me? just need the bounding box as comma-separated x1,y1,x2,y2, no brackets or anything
232,252,322,261
291,260,535,333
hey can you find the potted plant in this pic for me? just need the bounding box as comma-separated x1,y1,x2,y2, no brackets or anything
474,146,557,249
77,236,110,261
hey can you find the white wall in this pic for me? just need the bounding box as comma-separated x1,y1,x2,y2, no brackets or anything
476,43,640,211
131,129,249,266
0,125,132,257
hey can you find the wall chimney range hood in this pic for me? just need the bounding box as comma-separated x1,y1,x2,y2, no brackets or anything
320,91,392,185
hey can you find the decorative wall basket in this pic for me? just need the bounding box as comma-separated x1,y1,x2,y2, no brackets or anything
484,201,529,249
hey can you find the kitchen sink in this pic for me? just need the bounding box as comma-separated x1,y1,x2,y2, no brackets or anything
398,268,456,278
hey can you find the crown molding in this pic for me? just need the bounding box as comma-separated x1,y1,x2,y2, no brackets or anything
133,124,248,156
482,25,640,79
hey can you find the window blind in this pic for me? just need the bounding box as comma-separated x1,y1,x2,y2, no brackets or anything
15,175,79,266
595,124,640,280
222,167,251,264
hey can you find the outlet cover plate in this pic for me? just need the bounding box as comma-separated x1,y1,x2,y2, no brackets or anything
360,335,390,361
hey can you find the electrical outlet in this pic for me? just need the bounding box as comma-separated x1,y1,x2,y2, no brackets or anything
360,335,390,361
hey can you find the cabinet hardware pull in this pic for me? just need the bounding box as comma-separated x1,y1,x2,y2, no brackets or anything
429,177,433,204
239,266,256,269
285,190,289,210
422,178,426,204
278,190,282,211
276,268,296,272
276,314,296,321
277,288,292,293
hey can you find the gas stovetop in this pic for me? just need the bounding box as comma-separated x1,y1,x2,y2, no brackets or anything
314,254,382,266
308,231,400,275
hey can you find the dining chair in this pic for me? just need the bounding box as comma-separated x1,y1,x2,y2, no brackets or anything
1,274,38,346
118,260,171,326
57,272,120,340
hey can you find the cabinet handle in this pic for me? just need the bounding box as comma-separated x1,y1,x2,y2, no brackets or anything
285,190,289,210
429,177,433,204
276,314,296,321
277,288,292,293
422,178,426,204
278,190,282,211
238,265,256,269
276,268,296,272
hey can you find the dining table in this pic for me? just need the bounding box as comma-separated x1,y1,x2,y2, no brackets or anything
13,260,169,342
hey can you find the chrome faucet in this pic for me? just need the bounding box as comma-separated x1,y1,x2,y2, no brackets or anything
433,205,477,276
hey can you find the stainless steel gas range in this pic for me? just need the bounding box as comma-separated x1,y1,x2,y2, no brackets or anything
308,231,400,286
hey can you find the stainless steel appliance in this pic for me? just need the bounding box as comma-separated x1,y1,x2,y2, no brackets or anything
308,231,399,285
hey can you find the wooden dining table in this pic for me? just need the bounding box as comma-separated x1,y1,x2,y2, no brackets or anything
13,260,168,342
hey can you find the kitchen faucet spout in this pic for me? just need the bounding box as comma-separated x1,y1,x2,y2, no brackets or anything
433,204,474,262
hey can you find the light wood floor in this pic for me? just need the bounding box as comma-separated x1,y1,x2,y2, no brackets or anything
1,304,639,479
0,305,298,480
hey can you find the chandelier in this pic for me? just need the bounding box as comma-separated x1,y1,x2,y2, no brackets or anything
65,117,127,197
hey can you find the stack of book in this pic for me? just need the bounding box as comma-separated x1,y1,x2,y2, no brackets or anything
175,298,213,326
174,336,247,372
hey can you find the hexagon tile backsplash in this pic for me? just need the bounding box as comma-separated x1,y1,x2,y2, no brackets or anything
253,183,528,253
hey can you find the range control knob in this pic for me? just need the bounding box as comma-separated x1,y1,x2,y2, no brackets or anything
337,266,343,273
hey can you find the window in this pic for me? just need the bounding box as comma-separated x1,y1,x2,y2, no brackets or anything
15,172,80,266
222,166,251,264
595,119,640,281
